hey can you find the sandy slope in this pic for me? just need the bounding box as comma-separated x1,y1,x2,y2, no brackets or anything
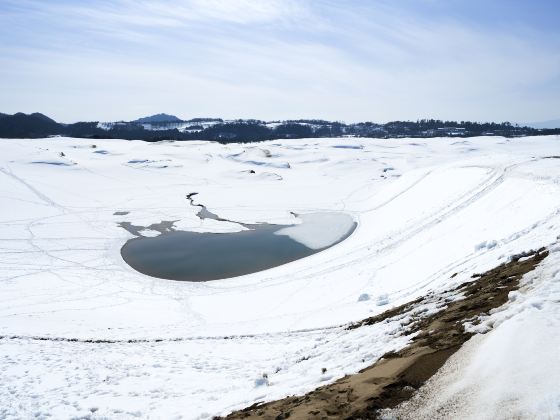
224,248,550,419
384,245,560,420
1,135,559,418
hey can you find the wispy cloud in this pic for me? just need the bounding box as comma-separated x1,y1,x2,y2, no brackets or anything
1,0,559,123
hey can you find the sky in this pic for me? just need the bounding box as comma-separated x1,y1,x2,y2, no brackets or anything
0,0,559,123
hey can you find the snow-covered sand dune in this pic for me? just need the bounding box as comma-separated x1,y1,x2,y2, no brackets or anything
1,136,559,418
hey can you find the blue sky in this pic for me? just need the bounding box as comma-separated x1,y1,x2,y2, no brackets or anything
1,0,559,123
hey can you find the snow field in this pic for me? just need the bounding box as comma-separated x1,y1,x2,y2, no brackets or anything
1,135,559,418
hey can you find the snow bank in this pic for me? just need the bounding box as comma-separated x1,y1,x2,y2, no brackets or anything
385,245,560,420
1,135,560,418
274,212,356,249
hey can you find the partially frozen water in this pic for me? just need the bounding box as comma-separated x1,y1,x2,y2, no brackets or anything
120,206,356,281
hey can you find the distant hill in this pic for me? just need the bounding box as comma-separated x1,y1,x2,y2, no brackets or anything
2,112,559,142
526,119,560,129
133,114,182,124
0,112,63,138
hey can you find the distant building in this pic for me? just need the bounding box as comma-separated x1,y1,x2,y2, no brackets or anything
437,127,467,136
422,128,463,137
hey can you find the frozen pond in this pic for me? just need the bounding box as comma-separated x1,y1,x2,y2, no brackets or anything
120,205,356,281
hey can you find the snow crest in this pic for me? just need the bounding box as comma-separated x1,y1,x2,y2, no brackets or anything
275,212,356,250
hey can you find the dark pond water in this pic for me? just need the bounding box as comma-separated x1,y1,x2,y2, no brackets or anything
122,225,319,281
120,194,356,281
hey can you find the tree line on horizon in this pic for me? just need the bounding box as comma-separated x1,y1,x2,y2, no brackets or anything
0,112,557,143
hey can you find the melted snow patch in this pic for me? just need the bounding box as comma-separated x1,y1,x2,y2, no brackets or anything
30,159,74,166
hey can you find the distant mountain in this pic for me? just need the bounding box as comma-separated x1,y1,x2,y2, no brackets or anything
0,112,63,138
133,114,182,124
526,119,560,129
2,112,559,142
31,112,58,123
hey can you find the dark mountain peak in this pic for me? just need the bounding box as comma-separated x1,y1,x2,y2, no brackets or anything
133,113,182,124
0,112,62,138
9,112,57,123
30,112,57,123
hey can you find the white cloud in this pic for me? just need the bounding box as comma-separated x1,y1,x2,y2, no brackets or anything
27,0,308,29
1,0,559,122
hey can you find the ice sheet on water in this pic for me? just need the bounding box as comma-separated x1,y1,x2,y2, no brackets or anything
275,212,356,250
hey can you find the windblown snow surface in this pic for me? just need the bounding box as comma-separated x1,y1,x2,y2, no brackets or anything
1,136,559,419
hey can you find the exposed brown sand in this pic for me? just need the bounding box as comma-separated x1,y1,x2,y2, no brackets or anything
222,248,548,420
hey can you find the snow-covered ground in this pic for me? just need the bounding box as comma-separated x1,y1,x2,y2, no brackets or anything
384,244,560,420
1,135,559,418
